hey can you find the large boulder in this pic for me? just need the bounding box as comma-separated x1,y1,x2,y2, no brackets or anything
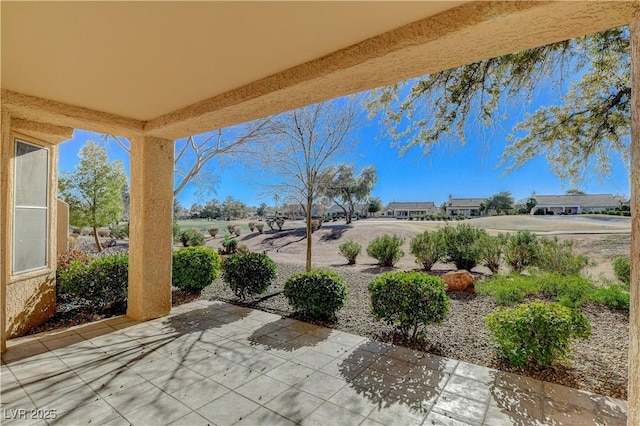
443,270,475,292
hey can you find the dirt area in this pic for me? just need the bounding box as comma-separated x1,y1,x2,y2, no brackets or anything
212,216,630,281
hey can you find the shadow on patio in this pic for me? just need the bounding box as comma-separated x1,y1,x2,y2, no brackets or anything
1,300,627,425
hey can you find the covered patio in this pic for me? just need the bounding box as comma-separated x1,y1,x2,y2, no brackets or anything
2,1,640,424
2,300,628,425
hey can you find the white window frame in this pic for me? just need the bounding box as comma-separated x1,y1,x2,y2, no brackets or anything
12,138,50,275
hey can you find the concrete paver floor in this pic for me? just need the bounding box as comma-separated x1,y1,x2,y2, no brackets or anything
0,300,628,425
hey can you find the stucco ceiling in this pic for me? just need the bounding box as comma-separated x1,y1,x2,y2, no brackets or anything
1,1,466,121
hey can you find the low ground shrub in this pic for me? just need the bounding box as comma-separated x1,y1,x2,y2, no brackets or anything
173,222,181,242
283,270,347,320
339,240,362,265
369,271,449,340
613,256,630,286
538,273,593,308
366,234,404,267
441,224,487,270
537,238,589,275
504,231,540,273
179,229,205,247
221,236,238,254
57,249,90,270
476,274,541,305
409,231,445,271
57,253,129,310
587,282,630,310
172,246,221,291
222,252,277,299
111,223,129,239
481,234,507,274
486,302,591,368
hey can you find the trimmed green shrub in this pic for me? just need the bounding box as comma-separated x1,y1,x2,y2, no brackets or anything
613,256,630,286
111,223,129,239
476,274,541,305
339,240,362,265
172,246,221,291
505,231,540,273
481,234,507,274
366,234,404,267
538,274,593,308
486,302,591,368
369,271,449,340
537,238,589,275
221,236,238,254
57,254,129,310
179,229,205,247
441,224,487,270
222,252,277,299
410,231,445,271
283,270,347,320
588,283,630,310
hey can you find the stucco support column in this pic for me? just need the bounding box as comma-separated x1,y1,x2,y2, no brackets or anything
1,110,10,353
630,11,640,425
127,136,174,321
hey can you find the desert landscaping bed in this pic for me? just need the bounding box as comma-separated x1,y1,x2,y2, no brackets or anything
200,261,629,400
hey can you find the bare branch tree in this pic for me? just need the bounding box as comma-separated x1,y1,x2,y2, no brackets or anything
103,118,277,198
256,98,359,271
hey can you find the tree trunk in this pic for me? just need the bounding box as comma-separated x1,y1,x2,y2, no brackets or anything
305,196,313,272
93,226,103,252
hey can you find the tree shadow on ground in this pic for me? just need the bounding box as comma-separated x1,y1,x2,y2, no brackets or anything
319,225,351,242
2,302,250,425
338,342,450,412
247,317,331,352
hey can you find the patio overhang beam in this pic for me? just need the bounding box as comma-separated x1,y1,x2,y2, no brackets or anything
145,0,638,140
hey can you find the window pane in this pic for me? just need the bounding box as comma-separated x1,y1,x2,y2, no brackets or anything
15,141,48,207
13,208,47,273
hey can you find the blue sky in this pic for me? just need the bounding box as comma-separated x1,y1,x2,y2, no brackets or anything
58,92,630,209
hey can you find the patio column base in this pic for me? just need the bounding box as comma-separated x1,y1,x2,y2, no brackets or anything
127,135,174,321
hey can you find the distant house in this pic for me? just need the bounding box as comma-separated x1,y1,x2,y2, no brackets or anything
326,203,369,218
531,192,626,215
445,196,487,217
384,202,437,218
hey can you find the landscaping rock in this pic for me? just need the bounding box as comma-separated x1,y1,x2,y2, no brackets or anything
443,270,475,292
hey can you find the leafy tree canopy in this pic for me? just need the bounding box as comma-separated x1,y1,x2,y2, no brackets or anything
482,191,515,215
321,164,377,223
59,141,127,251
367,27,630,187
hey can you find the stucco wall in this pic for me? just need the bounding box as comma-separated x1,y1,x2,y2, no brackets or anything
5,271,56,338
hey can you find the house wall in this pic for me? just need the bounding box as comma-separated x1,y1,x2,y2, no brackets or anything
2,127,62,339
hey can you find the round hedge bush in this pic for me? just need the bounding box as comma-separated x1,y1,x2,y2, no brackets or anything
486,301,591,368
222,252,277,299
369,271,449,340
283,270,347,320
172,246,221,291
